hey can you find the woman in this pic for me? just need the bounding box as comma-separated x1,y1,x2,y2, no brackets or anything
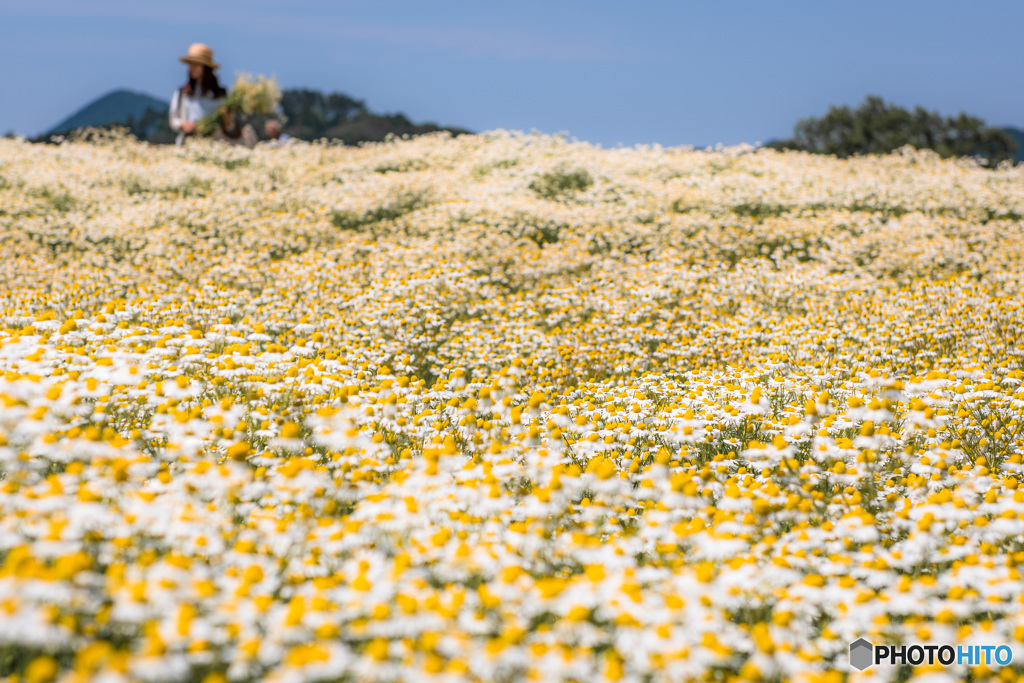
169,44,256,147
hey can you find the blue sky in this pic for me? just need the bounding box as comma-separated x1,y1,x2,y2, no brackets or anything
3,0,1024,146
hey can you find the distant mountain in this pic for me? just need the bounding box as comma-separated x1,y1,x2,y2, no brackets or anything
40,87,470,146
46,89,169,137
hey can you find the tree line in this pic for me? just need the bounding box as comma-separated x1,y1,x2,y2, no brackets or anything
767,95,1017,166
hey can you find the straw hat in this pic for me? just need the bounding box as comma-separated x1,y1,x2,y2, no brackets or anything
179,43,219,70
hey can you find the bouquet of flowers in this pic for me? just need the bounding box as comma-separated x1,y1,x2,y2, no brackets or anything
196,72,282,137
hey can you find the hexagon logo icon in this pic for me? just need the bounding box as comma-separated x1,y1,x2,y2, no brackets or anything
849,638,874,671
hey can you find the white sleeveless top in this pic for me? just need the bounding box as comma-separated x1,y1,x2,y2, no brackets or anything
169,87,225,146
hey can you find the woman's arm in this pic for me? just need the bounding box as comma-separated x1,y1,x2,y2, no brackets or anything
168,90,184,132
169,91,197,134
217,102,242,139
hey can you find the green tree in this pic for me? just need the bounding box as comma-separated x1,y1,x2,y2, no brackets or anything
769,96,1017,166
279,89,368,139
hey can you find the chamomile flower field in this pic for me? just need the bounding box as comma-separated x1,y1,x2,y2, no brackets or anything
1,131,1023,683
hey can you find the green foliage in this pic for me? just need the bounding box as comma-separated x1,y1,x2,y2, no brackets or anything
33,186,76,212
529,167,594,200
319,112,471,146
1001,127,1024,163
330,191,430,232
189,152,251,171
769,95,1018,166
374,159,428,174
277,90,470,144
120,175,212,198
123,106,175,142
279,88,367,139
